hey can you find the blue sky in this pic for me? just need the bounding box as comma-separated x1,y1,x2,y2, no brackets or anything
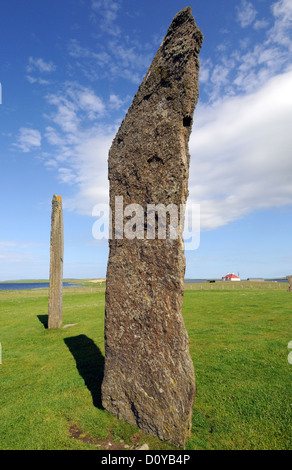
0,0,292,281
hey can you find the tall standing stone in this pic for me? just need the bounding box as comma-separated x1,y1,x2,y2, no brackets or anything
48,194,64,329
287,276,292,291
102,7,203,447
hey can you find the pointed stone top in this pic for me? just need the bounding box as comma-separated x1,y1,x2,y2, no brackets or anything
53,194,62,203
171,6,193,22
125,6,203,120
164,6,203,48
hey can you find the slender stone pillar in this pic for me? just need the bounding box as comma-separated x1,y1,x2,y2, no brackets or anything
287,276,292,291
102,7,203,448
48,194,64,329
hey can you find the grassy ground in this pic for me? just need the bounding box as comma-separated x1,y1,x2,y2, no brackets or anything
0,282,291,450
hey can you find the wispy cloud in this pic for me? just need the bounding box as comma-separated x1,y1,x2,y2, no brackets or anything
13,127,42,153
26,56,56,85
253,19,269,30
201,0,292,102
68,39,111,66
68,36,152,84
45,83,105,140
236,0,257,28
67,0,158,86
46,125,113,212
109,93,129,110
90,0,121,36
46,94,80,134
27,57,56,73
73,87,105,118
42,82,116,210
62,131,113,213
58,167,77,185
268,0,292,50
26,75,51,85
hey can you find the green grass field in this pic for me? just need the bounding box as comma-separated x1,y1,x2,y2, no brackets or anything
0,282,291,450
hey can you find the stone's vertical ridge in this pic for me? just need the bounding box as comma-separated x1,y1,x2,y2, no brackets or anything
102,7,203,448
48,194,64,329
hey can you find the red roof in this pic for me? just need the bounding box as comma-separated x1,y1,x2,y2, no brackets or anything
222,273,240,279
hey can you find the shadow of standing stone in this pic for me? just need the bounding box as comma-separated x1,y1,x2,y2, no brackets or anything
64,335,104,409
37,315,48,329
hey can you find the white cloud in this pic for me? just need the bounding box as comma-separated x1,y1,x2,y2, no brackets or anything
26,75,51,85
43,83,116,212
14,127,41,153
68,39,111,66
268,0,292,51
58,167,77,185
203,0,292,102
189,70,292,229
46,94,80,134
27,57,56,73
109,93,129,110
90,0,121,36
44,158,58,169
74,88,105,118
26,57,56,85
63,131,113,213
45,126,67,148
253,19,269,30
211,64,230,86
236,0,257,28
108,40,152,75
46,126,113,213
68,32,153,85
45,83,105,139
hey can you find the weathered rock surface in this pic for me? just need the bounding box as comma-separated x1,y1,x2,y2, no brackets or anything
102,7,203,447
48,194,64,329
